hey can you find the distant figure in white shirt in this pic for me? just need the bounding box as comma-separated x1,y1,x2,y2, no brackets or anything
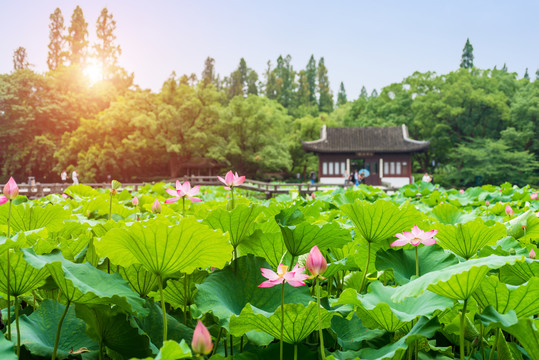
422,172,432,183
61,170,67,183
72,169,79,185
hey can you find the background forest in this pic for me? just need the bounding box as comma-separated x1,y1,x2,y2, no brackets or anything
1,6,538,187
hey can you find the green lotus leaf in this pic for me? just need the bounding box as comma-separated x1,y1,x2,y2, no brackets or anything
505,210,539,242
75,304,155,358
56,222,93,261
209,342,317,360
336,282,452,332
0,335,16,360
203,204,263,248
195,255,312,329
0,250,49,297
229,302,334,344
331,313,386,351
15,299,98,360
376,245,458,285
430,203,477,225
119,264,159,297
500,257,539,285
475,306,519,328
278,220,352,257
130,340,192,360
340,200,420,243
497,318,539,360
0,233,28,253
95,217,233,276
473,276,539,317
238,229,289,269
22,249,147,316
149,271,207,309
392,255,524,302
135,300,194,349
332,316,440,360
64,184,100,198
0,203,68,233
435,220,505,260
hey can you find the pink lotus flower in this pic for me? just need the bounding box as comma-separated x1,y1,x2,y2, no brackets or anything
306,245,327,278
530,249,536,259
132,196,139,206
191,320,213,355
391,225,438,247
61,194,69,199
485,200,490,206
531,193,538,200
218,170,245,190
0,195,7,205
259,263,309,288
505,205,514,216
459,189,465,194
3,177,18,200
152,199,161,214
165,180,201,203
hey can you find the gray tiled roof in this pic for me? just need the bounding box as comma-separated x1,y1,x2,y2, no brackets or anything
302,125,429,153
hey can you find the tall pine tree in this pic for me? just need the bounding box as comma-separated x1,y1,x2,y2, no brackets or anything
67,6,89,66
360,86,369,99
460,38,474,69
13,47,30,70
94,8,121,79
524,68,530,80
201,57,216,86
264,61,278,99
337,82,347,106
317,57,333,113
47,8,66,71
306,55,317,105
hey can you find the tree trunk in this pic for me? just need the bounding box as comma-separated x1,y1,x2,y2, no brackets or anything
169,153,178,178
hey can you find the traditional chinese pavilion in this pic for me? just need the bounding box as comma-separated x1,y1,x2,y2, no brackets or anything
302,125,429,188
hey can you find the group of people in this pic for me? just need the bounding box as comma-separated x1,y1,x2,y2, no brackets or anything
61,169,79,185
343,170,365,186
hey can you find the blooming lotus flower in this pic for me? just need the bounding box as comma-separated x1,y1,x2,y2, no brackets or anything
165,180,201,203
0,195,7,205
191,320,213,355
61,194,69,199
306,245,327,277
132,196,139,206
259,263,309,288
459,189,465,194
3,177,18,200
505,205,514,216
530,249,536,259
152,199,161,214
531,193,538,200
391,225,438,247
218,170,245,190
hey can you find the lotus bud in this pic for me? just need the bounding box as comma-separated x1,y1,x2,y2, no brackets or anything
522,225,527,230
311,193,316,199
306,245,327,277
132,196,139,206
0,195,8,205
61,194,69,199
505,205,514,216
459,189,464,194
3,177,18,200
152,199,161,214
485,200,489,206
530,249,536,259
191,321,213,355
531,193,538,200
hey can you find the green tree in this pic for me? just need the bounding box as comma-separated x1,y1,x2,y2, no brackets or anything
523,68,530,80
274,55,295,108
460,38,474,69
317,57,333,113
246,69,259,95
67,5,89,65
370,89,378,98
12,47,30,70
360,86,368,99
201,56,216,86
306,55,317,104
47,8,66,71
94,8,121,80
228,58,248,98
208,96,292,176
337,81,347,106
264,61,278,100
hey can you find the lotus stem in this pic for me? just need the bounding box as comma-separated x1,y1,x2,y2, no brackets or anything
98,339,104,360
184,274,188,324
460,298,469,360
158,275,167,342
240,335,244,352
15,296,20,358
230,334,234,356
52,300,71,360
212,327,223,356
359,242,371,293
415,246,419,277
280,281,285,360
488,329,499,360
182,197,186,216
231,187,235,210
224,332,228,357
294,343,298,360
315,278,326,360
6,200,12,340
480,322,485,360
109,191,113,220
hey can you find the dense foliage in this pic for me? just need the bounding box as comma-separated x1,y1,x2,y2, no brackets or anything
1,7,538,185
0,180,538,360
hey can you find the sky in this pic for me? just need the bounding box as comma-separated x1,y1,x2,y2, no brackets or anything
1,1,538,98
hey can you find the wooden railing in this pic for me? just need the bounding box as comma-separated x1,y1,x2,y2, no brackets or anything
17,176,383,199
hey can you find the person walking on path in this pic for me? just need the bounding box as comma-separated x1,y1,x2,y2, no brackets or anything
61,170,67,183
72,169,79,185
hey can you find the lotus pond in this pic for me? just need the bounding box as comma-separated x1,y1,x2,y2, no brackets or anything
0,180,538,360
